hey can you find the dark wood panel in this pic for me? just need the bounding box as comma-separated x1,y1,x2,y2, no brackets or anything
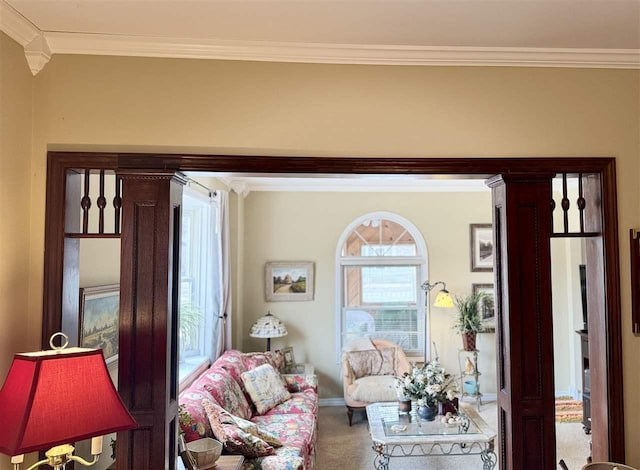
132,202,157,410
598,165,625,462
116,171,184,470
45,150,615,175
489,175,556,470
523,417,545,469
517,205,544,400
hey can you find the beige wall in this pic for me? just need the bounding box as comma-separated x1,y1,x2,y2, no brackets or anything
0,42,637,465
0,32,34,470
551,238,586,397
241,191,494,398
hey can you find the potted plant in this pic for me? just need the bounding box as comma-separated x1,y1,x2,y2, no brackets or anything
179,302,202,357
453,292,487,351
394,359,458,421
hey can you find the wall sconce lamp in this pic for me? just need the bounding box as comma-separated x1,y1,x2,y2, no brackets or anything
421,281,455,308
0,333,137,470
249,311,288,351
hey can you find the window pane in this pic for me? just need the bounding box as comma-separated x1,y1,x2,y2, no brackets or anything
343,308,421,352
361,244,415,256
344,266,418,305
179,189,221,378
342,218,416,256
339,213,426,357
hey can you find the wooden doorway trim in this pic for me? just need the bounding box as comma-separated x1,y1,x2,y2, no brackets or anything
42,152,624,466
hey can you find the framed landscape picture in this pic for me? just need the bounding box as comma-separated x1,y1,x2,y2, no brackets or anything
79,284,120,364
470,223,494,272
265,261,315,301
473,283,495,332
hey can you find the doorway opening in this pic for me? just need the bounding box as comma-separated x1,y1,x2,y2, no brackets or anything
41,153,623,470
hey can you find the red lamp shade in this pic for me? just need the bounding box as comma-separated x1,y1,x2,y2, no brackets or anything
0,347,137,456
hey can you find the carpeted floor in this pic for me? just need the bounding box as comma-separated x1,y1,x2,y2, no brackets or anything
316,401,591,469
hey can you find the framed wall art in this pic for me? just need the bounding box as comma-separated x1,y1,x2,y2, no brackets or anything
79,284,120,364
265,261,315,301
470,223,494,272
473,283,495,332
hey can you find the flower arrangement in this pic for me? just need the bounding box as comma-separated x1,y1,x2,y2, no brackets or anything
395,359,458,408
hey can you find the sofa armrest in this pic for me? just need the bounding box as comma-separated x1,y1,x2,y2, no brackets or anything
282,373,318,393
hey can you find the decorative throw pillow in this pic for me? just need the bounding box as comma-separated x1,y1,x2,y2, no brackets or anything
197,367,253,420
202,399,280,458
178,389,216,442
241,364,291,414
347,347,397,379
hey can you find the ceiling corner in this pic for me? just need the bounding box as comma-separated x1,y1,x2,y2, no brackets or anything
0,0,40,46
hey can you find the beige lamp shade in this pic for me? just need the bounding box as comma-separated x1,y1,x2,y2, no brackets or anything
249,311,288,350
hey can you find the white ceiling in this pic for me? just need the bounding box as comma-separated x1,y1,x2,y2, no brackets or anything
188,173,492,196
1,0,639,74
6,0,640,49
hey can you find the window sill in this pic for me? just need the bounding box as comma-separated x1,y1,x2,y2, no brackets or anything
179,356,210,393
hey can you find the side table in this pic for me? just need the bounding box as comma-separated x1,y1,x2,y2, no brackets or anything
177,454,244,470
281,363,314,375
458,349,482,410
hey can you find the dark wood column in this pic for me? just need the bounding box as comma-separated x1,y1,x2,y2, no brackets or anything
488,174,556,470
116,170,185,470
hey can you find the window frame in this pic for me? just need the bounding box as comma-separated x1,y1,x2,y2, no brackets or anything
178,186,220,385
335,211,429,362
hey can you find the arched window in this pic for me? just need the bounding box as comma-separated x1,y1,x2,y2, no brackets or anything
336,212,429,359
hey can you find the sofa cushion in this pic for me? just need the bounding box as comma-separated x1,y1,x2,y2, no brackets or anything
347,347,396,379
282,373,318,394
178,388,216,442
243,447,305,470
196,366,253,420
262,389,318,416
241,364,291,414
348,375,398,402
250,412,316,455
243,350,284,371
214,349,248,385
202,399,279,458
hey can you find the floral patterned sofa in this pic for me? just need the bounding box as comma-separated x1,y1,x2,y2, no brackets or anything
179,350,318,470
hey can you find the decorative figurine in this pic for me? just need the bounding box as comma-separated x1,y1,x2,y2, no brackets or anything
465,357,475,375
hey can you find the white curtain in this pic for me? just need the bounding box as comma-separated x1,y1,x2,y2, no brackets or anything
214,190,232,358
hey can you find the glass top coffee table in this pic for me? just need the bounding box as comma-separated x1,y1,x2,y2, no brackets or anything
366,402,497,469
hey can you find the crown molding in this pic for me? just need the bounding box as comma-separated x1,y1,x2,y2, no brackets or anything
24,33,51,75
0,0,39,46
0,0,51,74
1,7,639,73
42,31,640,70
211,176,491,196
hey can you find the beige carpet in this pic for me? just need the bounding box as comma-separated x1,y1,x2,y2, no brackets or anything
316,401,591,469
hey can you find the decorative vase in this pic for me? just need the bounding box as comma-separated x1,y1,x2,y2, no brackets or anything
398,399,412,414
462,332,477,351
416,404,438,421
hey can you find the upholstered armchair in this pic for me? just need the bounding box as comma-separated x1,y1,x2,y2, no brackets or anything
341,338,412,425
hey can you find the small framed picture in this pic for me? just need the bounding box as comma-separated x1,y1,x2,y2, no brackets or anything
470,224,494,272
473,283,495,332
281,346,296,368
265,261,315,301
79,284,120,364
